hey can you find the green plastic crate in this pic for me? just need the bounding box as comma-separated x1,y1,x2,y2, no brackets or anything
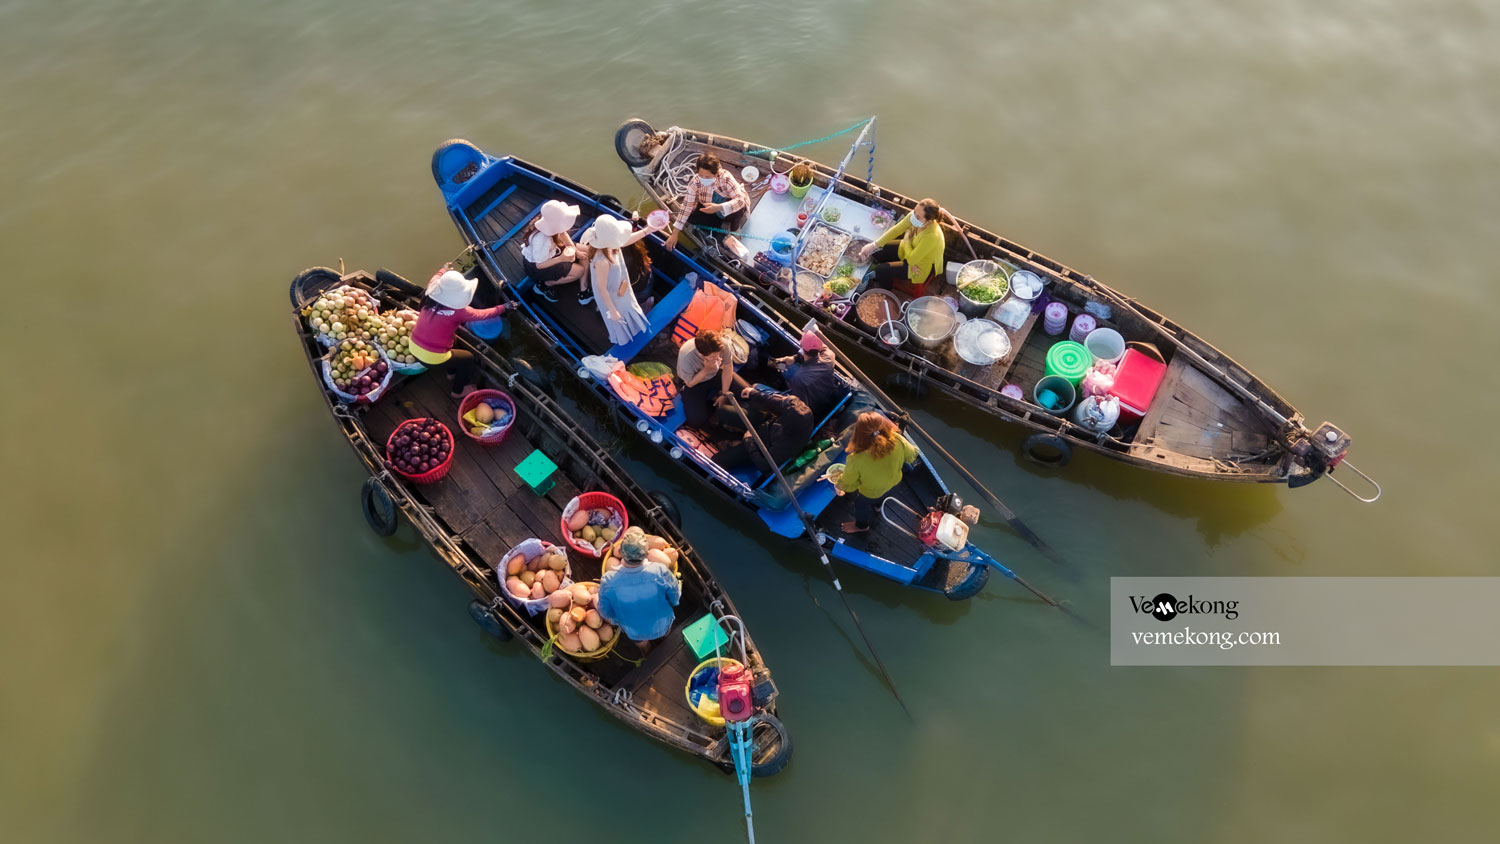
513,449,557,495
681,613,731,660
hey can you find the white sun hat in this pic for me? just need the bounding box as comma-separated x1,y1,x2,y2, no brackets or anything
580,216,634,250
534,200,581,236
426,269,478,309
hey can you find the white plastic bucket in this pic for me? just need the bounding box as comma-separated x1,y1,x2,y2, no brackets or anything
1084,328,1125,364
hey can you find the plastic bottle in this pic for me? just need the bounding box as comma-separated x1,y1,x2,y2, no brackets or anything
790,438,834,470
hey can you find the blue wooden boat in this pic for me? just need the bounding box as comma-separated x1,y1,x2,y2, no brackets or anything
432,140,998,600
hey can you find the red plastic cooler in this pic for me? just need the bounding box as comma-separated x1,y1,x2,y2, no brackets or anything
1109,349,1168,422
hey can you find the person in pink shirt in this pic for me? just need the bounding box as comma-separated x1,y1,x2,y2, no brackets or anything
408,269,508,398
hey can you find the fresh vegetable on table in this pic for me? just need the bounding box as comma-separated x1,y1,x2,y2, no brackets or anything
824,276,857,297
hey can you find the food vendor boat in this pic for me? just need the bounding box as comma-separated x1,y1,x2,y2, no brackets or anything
612,118,1378,502
291,264,790,775
431,140,1020,601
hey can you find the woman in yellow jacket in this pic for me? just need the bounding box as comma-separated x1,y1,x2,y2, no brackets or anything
857,198,946,298
835,412,920,534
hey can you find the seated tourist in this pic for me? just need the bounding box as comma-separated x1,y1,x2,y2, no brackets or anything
597,533,681,649
857,198,947,298
664,153,750,251
676,328,749,430
522,200,588,304
581,217,654,347
712,388,814,475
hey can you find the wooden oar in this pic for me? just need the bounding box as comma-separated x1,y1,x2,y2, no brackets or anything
723,394,912,720
810,325,1070,569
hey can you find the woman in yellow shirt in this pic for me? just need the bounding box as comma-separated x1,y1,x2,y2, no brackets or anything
836,412,920,534
858,198,946,297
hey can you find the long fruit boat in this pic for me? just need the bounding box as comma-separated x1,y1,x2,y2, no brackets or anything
291,264,790,775
612,119,1379,502
432,140,1011,601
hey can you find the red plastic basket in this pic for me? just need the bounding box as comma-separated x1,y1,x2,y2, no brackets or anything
560,491,630,558
457,389,517,445
386,419,455,485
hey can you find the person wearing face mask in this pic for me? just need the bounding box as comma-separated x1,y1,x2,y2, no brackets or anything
857,197,947,298
664,153,750,251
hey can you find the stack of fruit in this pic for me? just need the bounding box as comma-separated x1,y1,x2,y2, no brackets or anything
566,507,621,554
545,582,617,655
503,545,570,603
462,396,513,439
387,418,452,479
304,286,380,344
365,308,421,367
325,339,390,400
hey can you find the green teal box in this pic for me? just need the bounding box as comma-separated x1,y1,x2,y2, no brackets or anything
682,613,731,660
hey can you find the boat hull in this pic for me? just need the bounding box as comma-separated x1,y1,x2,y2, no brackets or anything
615,122,1355,488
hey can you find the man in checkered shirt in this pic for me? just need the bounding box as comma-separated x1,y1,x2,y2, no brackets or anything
664,153,750,251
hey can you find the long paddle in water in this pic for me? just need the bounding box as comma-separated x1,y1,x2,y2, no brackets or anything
808,324,1071,569
723,394,912,719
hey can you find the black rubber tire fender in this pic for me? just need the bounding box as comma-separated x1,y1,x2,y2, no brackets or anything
290,266,341,309
648,490,682,525
361,477,399,536
883,371,929,399
507,357,549,390
595,194,628,216
749,713,793,778
1020,432,1073,469
375,267,424,298
468,599,513,641
615,119,656,168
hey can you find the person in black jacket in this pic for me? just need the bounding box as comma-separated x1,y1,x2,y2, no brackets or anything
713,388,814,475
771,331,851,421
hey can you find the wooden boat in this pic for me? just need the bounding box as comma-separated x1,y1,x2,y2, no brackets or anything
431,140,1006,600
290,265,791,775
612,119,1379,502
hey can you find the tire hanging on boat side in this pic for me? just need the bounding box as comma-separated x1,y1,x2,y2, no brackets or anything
468,599,512,641
1020,433,1073,469
748,713,793,778
361,476,399,536
945,560,991,601
648,490,681,525
615,119,656,168
883,371,928,399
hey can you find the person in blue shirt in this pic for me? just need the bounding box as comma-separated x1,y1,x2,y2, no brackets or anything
597,533,681,648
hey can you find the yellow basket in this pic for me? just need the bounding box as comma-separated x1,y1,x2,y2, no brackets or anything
685,657,744,727
543,582,620,662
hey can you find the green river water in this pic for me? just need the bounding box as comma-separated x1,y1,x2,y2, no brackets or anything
4,1,1499,842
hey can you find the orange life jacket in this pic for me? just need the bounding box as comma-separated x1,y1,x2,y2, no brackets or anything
607,368,679,417
671,283,735,346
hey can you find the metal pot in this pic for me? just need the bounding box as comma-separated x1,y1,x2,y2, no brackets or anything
904,296,959,350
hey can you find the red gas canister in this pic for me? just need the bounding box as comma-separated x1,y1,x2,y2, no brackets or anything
717,662,754,723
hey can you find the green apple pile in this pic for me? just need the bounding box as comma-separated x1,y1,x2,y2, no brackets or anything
365,309,420,365
304,286,380,343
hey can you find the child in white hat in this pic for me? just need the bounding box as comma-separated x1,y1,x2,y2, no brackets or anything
580,216,654,346
521,200,586,305
410,269,509,397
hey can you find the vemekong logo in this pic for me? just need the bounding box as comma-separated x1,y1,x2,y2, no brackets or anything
1130,592,1240,622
